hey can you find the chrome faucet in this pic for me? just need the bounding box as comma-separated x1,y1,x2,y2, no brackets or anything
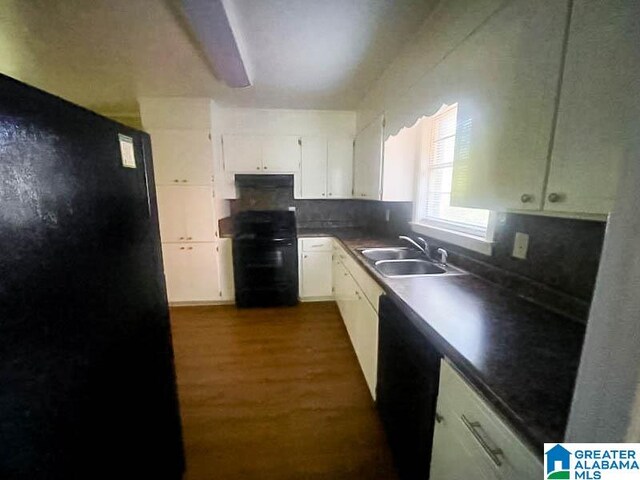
399,235,431,259
436,248,448,266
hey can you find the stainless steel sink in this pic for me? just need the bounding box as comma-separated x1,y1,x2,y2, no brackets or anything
360,247,424,262
358,247,466,277
375,259,445,276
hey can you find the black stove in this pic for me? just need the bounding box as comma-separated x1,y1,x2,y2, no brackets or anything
232,210,298,308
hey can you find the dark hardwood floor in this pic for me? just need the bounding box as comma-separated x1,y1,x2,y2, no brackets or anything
170,302,397,480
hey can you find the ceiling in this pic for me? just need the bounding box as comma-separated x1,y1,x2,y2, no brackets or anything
0,0,437,116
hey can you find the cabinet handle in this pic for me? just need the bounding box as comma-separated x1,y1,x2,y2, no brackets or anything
435,412,444,424
547,192,562,203
181,179,187,183
180,247,185,250
179,237,185,240
187,237,192,240
187,247,193,250
361,193,365,197
303,255,308,258
520,193,532,203
460,415,504,467
263,166,268,170
256,166,260,170
173,179,179,183
322,193,325,196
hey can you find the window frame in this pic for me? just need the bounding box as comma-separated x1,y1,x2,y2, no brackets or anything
412,104,495,256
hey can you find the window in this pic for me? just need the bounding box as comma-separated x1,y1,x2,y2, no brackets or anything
413,104,494,255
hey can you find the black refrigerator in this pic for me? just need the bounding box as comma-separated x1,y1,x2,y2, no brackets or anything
0,75,185,479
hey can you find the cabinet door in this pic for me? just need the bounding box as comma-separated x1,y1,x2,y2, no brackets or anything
545,0,637,215
300,251,333,298
217,239,235,301
354,117,383,199
327,136,354,198
186,243,219,302
262,135,301,172
156,186,187,243
447,0,569,211
222,134,262,173
183,187,217,242
430,411,497,480
344,278,360,352
161,243,190,302
356,294,379,399
148,129,213,185
300,136,327,198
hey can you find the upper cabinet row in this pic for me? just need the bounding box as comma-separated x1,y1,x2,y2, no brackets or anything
222,133,355,199
449,0,633,216
221,134,300,173
351,0,633,216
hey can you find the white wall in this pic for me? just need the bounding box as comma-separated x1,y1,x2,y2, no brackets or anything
565,139,640,442
356,0,508,133
210,106,356,198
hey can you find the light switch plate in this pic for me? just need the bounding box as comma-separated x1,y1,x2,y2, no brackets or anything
512,232,529,260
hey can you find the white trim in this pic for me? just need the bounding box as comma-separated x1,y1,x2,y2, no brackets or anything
410,221,494,256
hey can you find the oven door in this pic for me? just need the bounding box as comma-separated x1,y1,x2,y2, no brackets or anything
232,238,298,307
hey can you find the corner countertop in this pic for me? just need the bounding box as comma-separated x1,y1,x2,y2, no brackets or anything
297,227,585,452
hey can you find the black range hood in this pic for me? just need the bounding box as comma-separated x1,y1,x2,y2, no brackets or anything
235,174,294,189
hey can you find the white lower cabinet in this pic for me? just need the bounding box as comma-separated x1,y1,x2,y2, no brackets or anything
332,240,383,399
161,242,220,303
298,237,333,300
354,292,378,399
430,360,542,480
217,238,235,301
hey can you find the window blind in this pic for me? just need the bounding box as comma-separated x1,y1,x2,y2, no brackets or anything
420,104,490,237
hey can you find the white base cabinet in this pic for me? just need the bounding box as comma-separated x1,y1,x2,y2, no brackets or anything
298,237,333,300
430,360,542,480
162,243,220,303
332,240,383,399
217,238,235,301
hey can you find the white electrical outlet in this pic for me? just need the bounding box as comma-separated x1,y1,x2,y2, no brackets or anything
512,232,529,259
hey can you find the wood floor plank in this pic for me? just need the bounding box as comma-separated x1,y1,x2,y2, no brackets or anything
170,302,397,480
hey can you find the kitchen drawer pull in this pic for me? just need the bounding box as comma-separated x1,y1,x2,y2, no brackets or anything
461,415,504,467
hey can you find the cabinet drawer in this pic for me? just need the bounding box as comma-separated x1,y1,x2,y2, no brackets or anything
301,237,333,252
437,360,542,479
333,240,383,312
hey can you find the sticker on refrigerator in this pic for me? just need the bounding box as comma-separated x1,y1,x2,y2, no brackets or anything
118,134,136,168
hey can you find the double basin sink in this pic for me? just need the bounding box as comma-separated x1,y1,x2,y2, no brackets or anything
357,247,466,278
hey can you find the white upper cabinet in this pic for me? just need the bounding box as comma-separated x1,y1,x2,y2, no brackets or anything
221,134,262,173
354,116,383,199
262,135,301,172
381,122,419,202
298,136,354,199
545,0,638,215
148,129,213,185
447,0,569,212
353,115,415,201
156,186,217,243
222,134,301,173
300,136,328,198
327,136,354,198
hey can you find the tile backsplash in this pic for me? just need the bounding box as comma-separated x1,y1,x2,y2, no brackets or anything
228,174,606,322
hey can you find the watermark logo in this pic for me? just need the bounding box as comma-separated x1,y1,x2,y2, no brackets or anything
544,444,640,480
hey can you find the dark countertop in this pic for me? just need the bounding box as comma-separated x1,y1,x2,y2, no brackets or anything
297,227,584,452
221,221,585,450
